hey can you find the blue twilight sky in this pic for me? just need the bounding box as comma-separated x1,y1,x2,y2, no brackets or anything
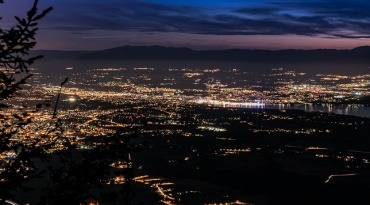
1,0,370,50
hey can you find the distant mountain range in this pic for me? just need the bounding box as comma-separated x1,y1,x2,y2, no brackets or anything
32,45,370,63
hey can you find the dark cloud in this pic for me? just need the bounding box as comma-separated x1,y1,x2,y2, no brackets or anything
233,7,279,15
43,0,370,39
281,0,370,19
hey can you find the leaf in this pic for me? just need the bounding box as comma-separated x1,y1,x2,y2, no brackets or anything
61,77,69,87
33,7,53,21
27,7,37,19
29,22,38,27
15,16,22,23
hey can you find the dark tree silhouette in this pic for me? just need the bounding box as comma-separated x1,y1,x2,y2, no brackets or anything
0,0,53,201
1,1,136,204
0,1,139,204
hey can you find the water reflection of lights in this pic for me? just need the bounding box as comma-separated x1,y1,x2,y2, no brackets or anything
194,99,265,108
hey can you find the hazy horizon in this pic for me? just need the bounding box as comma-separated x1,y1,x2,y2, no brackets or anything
31,44,370,52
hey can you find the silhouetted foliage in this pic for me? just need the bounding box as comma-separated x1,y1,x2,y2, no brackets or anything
1,1,137,204
0,0,53,201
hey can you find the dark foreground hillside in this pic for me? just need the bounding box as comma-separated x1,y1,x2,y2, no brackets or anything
131,106,370,204
97,104,370,205
10,103,370,205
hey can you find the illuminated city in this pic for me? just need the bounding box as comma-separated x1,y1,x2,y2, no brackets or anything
2,0,370,204
2,63,370,204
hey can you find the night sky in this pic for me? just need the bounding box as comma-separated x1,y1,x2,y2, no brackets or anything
1,0,370,50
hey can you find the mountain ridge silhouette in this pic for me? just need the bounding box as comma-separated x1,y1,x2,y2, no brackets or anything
31,45,370,63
